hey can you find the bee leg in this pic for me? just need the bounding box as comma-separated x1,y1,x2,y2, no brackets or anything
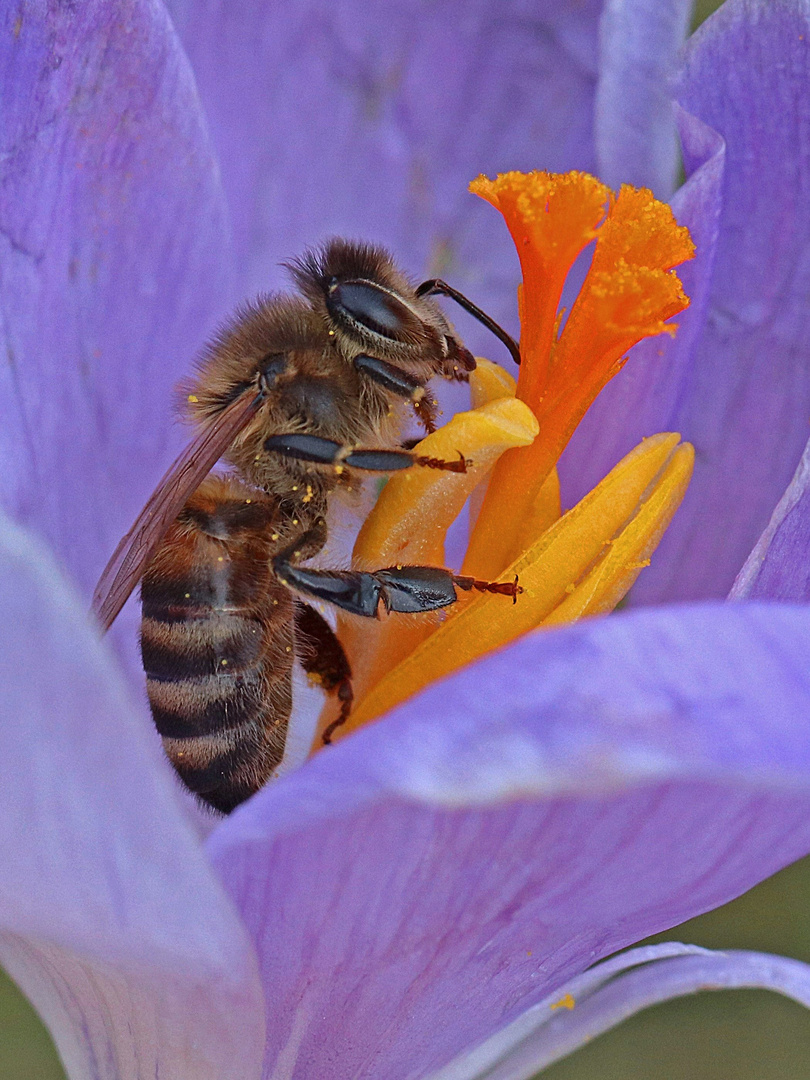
416,278,521,367
294,603,353,744
353,354,439,432
265,433,469,473
274,557,521,618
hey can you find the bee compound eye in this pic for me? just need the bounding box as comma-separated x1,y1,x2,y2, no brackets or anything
259,353,288,391
327,280,424,342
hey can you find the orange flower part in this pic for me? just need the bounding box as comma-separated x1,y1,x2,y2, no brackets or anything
463,176,695,580
335,394,538,706
469,171,611,405
315,170,695,749
338,434,694,735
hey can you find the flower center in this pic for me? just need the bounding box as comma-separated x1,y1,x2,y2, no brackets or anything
319,171,695,741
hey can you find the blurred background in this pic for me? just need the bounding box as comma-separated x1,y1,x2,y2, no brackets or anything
7,0,809,1076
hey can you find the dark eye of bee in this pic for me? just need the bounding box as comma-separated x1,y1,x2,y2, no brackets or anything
259,353,288,390
326,278,424,342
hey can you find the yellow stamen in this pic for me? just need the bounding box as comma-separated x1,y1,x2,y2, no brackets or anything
341,397,538,702
333,433,693,734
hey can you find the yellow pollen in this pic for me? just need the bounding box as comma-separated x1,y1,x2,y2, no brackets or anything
187,394,198,403
315,170,695,746
550,994,576,1012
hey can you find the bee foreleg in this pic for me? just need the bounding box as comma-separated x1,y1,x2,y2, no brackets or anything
265,434,468,473
353,354,438,432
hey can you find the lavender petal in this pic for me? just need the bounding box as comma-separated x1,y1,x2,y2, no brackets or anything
428,945,810,1079
560,104,724,507
0,514,264,1080
163,0,603,355
0,1,233,603
730,433,810,599
595,0,695,196
635,0,810,600
210,602,810,1080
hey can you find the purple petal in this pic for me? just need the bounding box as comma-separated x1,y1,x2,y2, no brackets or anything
430,944,810,1079
209,602,810,1080
0,2,232,601
635,0,810,600
730,434,810,600
595,0,695,196
560,104,724,510
0,514,264,1080
164,0,603,354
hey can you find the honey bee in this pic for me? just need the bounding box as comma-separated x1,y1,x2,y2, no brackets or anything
93,240,521,813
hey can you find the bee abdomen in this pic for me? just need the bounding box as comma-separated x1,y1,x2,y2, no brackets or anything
141,612,264,682
142,604,294,811
139,476,296,813
145,666,282,739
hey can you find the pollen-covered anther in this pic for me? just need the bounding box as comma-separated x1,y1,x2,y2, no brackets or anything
463,173,695,580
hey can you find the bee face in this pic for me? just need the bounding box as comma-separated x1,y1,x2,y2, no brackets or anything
286,238,476,379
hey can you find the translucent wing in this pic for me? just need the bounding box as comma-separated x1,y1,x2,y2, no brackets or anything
92,388,264,632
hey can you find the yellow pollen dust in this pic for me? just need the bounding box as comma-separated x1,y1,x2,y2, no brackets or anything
550,994,576,1012
316,170,695,743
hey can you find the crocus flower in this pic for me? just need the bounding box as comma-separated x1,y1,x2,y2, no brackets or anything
3,3,810,1080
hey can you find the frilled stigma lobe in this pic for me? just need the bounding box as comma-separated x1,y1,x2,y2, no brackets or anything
323,171,695,739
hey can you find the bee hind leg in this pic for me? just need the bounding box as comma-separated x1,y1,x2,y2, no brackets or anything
275,557,520,619
294,603,353,745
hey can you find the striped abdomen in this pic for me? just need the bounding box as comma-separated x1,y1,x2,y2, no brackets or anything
140,477,294,813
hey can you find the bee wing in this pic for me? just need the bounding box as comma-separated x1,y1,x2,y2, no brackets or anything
91,388,264,632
